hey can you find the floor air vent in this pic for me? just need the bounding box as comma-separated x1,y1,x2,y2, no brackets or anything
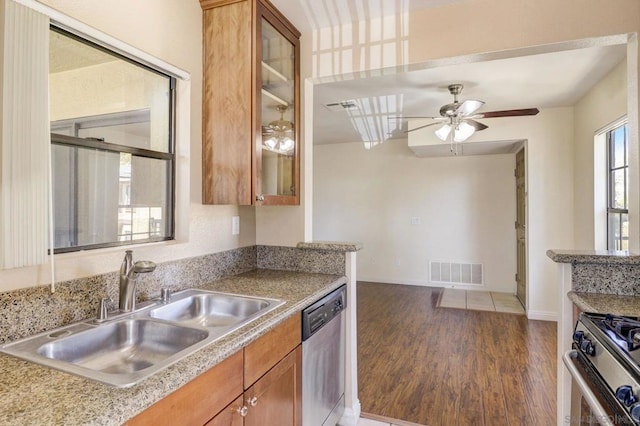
430,261,483,285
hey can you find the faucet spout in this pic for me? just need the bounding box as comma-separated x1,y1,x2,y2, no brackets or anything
118,253,156,312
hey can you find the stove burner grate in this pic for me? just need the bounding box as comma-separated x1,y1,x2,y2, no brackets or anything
603,314,640,352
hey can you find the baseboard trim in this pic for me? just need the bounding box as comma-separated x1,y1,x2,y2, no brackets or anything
527,310,557,322
360,412,425,426
357,277,433,287
358,279,558,321
339,400,361,426
357,277,516,293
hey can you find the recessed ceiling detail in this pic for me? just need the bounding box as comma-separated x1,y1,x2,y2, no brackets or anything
323,101,359,112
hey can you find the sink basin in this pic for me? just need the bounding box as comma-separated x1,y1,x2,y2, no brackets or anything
37,319,208,374
1,319,209,387
150,291,279,328
0,289,284,387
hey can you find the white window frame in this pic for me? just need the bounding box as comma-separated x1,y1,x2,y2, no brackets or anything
594,116,628,251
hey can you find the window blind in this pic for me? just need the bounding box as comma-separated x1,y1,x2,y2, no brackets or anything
0,0,50,270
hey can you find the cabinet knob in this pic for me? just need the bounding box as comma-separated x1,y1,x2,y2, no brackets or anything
248,396,258,407
256,195,265,202
237,406,248,417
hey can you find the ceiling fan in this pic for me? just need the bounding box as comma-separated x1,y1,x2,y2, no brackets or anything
262,105,295,154
399,83,539,144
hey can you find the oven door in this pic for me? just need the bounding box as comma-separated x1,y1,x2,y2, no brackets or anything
563,350,635,425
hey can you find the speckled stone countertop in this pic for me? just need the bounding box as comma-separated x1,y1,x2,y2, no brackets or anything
0,269,346,426
568,291,640,317
547,249,640,264
296,241,363,252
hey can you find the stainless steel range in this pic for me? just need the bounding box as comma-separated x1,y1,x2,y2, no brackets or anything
564,313,640,425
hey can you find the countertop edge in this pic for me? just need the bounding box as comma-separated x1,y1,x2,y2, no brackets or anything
296,241,363,252
547,249,640,264
568,290,640,317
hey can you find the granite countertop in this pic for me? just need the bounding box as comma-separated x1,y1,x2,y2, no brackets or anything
0,269,346,426
547,249,640,264
569,291,640,317
296,241,363,252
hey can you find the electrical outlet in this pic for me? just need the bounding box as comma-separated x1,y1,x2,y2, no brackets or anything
232,216,240,235
411,217,421,225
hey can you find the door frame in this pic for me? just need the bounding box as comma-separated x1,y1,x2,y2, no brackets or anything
515,146,528,312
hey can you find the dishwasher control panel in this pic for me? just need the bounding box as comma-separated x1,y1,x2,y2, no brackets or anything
301,285,347,341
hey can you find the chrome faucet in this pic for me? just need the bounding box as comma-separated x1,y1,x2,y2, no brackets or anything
119,250,157,312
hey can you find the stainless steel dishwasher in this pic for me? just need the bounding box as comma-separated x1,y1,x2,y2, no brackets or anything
301,285,347,426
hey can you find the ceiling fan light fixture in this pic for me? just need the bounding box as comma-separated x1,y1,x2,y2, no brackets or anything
264,136,278,150
457,99,485,116
435,124,452,141
263,105,295,154
453,121,475,142
280,136,294,152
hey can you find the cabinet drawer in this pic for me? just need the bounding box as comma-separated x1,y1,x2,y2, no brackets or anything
244,314,301,387
126,350,243,426
204,395,244,426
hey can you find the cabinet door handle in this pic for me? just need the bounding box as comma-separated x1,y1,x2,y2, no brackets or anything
248,396,258,407
237,406,248,417
256,195,265,202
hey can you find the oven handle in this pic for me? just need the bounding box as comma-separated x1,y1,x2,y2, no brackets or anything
562,350,615,426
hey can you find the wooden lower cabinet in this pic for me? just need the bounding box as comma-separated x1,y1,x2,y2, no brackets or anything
245,346,302,426
126,350,243,426
205,396,244,426
127,315,302,426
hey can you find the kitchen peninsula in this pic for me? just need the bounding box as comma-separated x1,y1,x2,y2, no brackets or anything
549,249,640,426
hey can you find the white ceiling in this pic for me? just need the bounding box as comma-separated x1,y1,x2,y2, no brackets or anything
313,44,627,146
270,0,463,33
270,0,628,154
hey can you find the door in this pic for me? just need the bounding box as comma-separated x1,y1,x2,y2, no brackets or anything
515,148,527,308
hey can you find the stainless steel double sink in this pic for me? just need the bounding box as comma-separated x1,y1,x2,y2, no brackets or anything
0,289,285,387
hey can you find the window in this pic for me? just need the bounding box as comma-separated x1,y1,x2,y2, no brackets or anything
607,122,628,251
49,27,175,252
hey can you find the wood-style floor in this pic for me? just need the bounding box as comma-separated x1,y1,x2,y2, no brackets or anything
357,282,556,426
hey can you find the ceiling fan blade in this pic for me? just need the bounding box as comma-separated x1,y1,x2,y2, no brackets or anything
464,119,488,131
473,108,539,119
455,99,484,117
405,121,445,133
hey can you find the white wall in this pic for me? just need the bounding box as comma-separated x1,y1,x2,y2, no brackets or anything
0,0,256,291
314,107,575,319
406,108,575,318
314,141,517,293
573,60,628,250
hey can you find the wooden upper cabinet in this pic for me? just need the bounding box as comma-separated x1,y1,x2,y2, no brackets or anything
201,0,301,206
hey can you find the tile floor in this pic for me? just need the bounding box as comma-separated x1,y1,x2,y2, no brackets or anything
438,288,525,314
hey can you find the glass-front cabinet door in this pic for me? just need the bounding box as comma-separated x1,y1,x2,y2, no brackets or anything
256,5,300,205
